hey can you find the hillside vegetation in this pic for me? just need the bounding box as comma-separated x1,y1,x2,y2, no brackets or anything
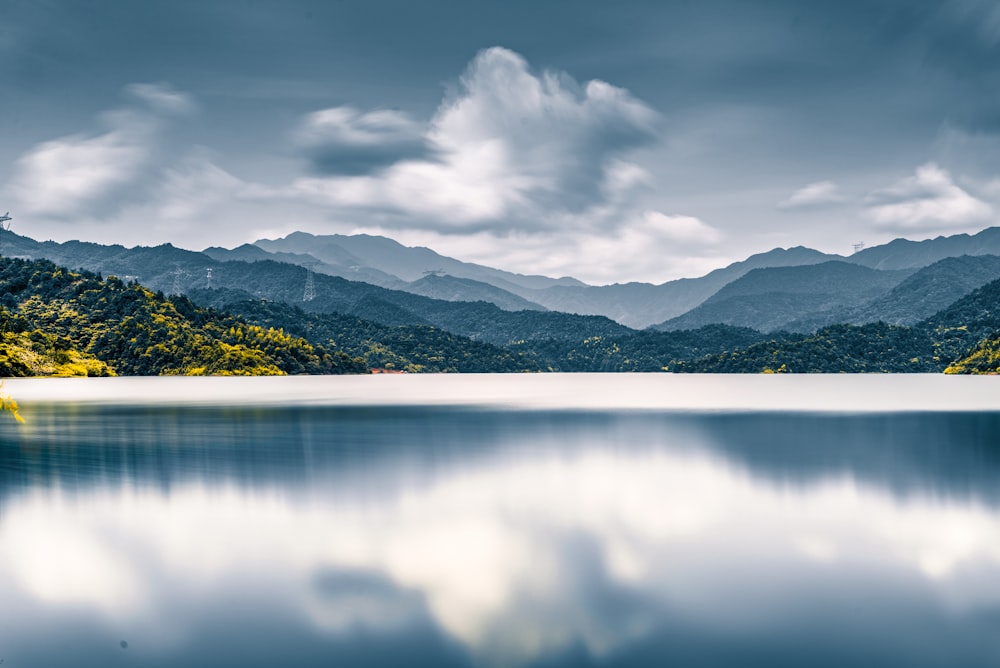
214,298,542,373
673,276,1000,373
0,258,366,376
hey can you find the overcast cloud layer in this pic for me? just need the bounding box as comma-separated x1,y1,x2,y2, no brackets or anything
2,0,999,284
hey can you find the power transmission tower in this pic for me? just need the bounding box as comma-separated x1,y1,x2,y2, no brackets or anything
206,268,213,289
302,267,316,302
170,265,186,295
852,242,865,254
0,212,12,258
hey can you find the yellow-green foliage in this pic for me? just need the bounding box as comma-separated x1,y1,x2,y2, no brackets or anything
180,342,285,376
0,380,24,423
944,335,1000,374
0,331,115,377
0,258,366,377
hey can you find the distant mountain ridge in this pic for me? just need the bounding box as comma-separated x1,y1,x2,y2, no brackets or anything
848,227,1000,270
654,261,913,333
652,253,1000,334
518,246,841,328
250,234,846,328
245,226,1000,329
9,225,1000,336
253,231,584,289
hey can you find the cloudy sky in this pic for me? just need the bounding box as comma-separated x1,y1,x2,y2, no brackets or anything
2,0,999,284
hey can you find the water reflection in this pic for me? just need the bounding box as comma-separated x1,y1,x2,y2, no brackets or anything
1,406,1000,667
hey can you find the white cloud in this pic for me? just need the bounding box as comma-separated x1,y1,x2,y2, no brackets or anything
864,163,993,231
290,47,662,233
6,113,158,219
53,153,321,251
559,211,723,284
354,209,723,285
639,210,723,244
777,180,844,210
4,83,191,220
271,47,719,282
601,159,653,204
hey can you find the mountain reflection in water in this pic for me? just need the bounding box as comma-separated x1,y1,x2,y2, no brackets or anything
1,403,999,667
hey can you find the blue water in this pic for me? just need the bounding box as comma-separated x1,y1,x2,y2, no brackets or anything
1,383,999,667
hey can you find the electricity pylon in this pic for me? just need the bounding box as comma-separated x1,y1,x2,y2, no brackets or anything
303,266,316,302
0,212,12,258
170,265,187,295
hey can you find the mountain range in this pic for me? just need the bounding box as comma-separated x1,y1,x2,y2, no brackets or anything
6,225,1000,345
5,223,1000,374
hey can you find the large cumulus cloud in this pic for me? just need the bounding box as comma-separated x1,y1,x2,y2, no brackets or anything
282,47,723,283
292,47,665,232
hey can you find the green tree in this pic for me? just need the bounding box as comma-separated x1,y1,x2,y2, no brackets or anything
0,380,24,423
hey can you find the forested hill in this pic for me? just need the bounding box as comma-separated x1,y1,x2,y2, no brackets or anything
671,276,1000,374
209,297,543,373
211,296,769,373
0,258,366,377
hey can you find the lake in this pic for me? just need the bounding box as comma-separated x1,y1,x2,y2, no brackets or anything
1,375,999,667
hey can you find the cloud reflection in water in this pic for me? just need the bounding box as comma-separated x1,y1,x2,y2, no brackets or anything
1,407,999,667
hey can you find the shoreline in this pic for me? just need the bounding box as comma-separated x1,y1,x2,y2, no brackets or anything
3,373,999,413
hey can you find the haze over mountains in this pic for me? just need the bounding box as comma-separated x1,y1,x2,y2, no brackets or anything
6,225,1000,340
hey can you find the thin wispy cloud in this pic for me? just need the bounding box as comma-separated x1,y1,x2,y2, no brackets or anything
124,82,196,116
777,181,845,210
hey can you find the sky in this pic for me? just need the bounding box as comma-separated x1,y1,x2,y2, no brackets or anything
2,0,999,285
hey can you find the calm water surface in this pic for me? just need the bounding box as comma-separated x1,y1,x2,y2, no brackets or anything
1,376,999,667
